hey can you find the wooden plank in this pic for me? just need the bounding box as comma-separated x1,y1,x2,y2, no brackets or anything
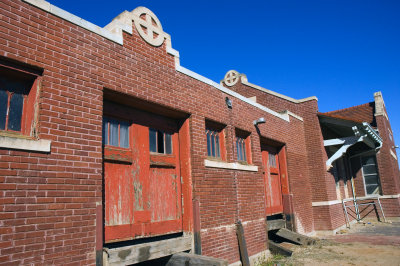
236,221,250,266
267,219,286,231
105,235,192,265
268,241,293,256
166,252,228,266
275,228,315,246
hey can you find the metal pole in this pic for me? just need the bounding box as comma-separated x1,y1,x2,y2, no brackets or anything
348,158,361,221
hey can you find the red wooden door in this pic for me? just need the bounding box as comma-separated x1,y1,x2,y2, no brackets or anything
262,146,283,215
103,108,182,243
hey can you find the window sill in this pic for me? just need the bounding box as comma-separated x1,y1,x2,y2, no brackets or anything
0,135,51,152
204,159,258,172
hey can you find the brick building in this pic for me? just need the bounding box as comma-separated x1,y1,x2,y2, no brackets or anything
0,0,399,265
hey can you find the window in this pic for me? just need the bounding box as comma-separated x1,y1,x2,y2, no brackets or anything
361,155,381,195
236,137,247,162
205,120,226,160
235,129,251,164
149,128,172,154
0,62,40,137
103,117,130,148
268,152,277,168
206,129,221,158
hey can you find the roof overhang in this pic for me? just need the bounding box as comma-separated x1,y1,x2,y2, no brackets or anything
319,114,382,170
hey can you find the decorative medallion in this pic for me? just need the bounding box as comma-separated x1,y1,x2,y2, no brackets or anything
224,70,240,86
132,7,165,47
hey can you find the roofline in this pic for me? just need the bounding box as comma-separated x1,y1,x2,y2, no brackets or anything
318,112,365,124
322,102,373,115
22,0,305,123
220,74,318,104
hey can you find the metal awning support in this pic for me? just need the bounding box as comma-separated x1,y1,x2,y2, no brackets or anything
323,123,382,170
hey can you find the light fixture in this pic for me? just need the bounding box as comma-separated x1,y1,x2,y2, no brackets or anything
253,117,266,126
393,145,399,149
225,97,232,109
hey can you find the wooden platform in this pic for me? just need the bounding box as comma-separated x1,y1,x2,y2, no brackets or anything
103,235,192,265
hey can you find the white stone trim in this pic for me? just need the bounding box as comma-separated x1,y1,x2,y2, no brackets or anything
166,46,180,57
390,149,398,161
0,136,51,152
239,75,318,103
280,110,304,121
23,0,123,44
380,194,400,199
312,194,400,206
204,159,258,172
312,199,342,207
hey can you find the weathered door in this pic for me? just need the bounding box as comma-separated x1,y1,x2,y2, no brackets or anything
262,145,283,215
103,106,182,243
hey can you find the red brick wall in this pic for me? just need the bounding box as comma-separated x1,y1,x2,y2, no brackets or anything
226,79,342,232
0,1,318,264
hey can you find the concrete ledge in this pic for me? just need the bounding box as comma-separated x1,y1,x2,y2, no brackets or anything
0,136,51,152
228,250,270,266
204,159,258,172
104,235,192,265
312,199,342,207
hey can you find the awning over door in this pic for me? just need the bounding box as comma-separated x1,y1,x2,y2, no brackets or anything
319,114,382,170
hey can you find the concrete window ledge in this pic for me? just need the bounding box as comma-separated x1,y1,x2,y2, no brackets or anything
0,135,51,153
204,159,258,172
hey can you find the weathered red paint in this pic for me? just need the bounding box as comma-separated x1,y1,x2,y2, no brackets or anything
262,145,284,215
278,147,290,195
104,103,185,243
179,118,194,232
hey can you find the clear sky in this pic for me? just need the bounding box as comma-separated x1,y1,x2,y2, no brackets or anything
48,0,400,162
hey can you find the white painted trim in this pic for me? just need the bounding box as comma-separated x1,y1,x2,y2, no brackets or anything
240,76,318,103
166,46,180,57
22,0,123,44
390,149,398,161
0,136,51,152
176,65,290,122
312,199,342,207
312,194,400,206
380,194,400,199
204,159,258,172
280,110,304,121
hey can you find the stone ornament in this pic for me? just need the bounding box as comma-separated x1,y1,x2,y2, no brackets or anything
224,70,240,86
132,7,165,47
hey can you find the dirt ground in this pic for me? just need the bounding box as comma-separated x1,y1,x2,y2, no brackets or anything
263,218,400,266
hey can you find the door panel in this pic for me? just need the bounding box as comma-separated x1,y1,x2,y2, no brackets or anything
262,145,283,215
104,109,182,243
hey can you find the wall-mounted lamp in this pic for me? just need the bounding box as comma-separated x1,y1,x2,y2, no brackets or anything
393,145,399,149
253,117,266,126
225,97,232,109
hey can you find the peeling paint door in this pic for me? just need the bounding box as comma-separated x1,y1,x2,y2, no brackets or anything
103,108,182,243
262,145,283,215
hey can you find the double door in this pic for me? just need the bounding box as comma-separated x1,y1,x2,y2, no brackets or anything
103,106,182,243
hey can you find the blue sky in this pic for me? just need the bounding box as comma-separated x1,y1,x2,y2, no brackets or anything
48,0,400,160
